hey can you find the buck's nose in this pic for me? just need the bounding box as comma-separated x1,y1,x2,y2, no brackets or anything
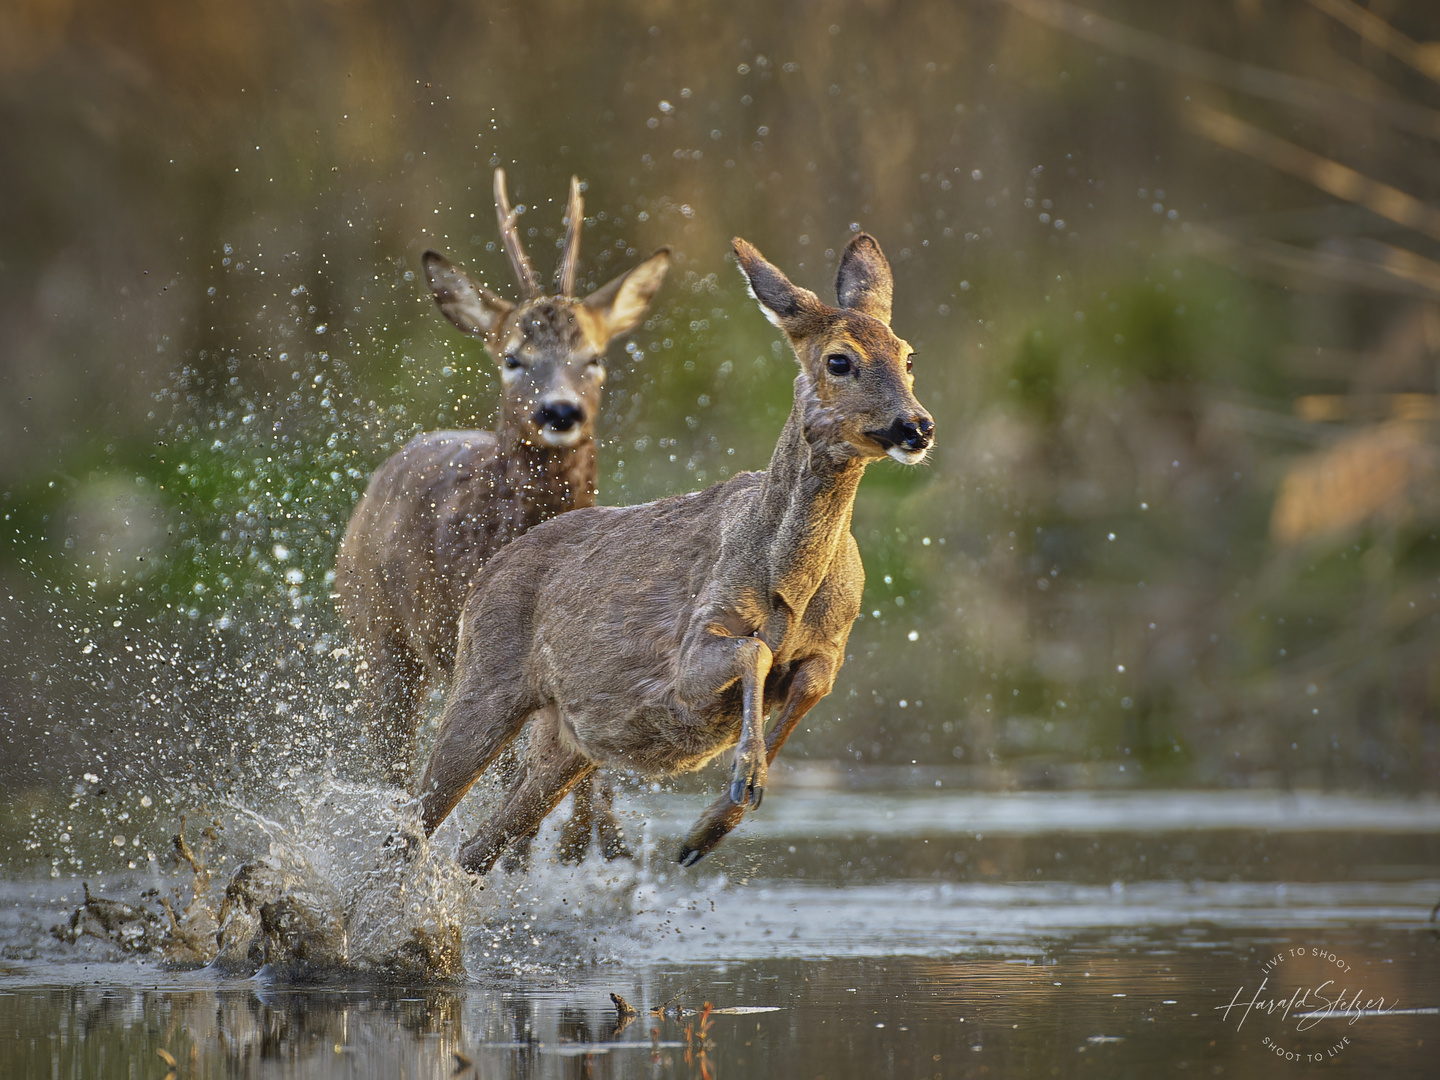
535,401,585,432
900,415,934,450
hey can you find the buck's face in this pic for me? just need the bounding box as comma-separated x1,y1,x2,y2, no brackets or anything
423,247,670,449
494,299,607,448
734,234,934,464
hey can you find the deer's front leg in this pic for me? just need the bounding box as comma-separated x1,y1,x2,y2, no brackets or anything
678,654,836,867
673,625,773,808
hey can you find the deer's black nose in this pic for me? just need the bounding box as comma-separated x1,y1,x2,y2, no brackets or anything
900,416,934,450
536,402,584,431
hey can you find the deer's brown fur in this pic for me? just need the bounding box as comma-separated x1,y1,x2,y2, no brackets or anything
335,170,669,862
417,233,934,871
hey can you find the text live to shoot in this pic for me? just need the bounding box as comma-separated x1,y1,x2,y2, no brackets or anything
1212,944,1422,1064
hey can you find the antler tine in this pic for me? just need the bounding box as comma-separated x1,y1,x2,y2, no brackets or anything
555,175,584,297
493,168,540,298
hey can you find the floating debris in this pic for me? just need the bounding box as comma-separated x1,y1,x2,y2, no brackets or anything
610,991,639,1035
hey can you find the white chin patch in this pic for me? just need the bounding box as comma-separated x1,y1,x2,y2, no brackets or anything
886,445,928,465
538,426,584,448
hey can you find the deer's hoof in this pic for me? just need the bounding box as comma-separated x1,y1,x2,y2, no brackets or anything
500,843,533,875
728,777,765,808
730,746,767,807
382,824,424,863
556,837,588,865
598,829,634,862
678,793,747,867
456,838,495,878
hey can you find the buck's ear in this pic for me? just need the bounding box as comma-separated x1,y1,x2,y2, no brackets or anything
423,251,512,337
582,247,671,341
733,237,827,338
835,233,893,325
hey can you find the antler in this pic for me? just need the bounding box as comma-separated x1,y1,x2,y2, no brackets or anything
554,175,584,297
493,168,540,298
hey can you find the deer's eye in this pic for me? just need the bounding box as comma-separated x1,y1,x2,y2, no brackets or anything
906,353,914,374
826,354,853,376
503,354,523,370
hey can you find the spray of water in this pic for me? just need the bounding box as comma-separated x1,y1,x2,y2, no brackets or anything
10,247,706,982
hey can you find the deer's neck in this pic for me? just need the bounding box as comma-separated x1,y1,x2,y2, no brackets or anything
498,424,597,518
755,374,867,613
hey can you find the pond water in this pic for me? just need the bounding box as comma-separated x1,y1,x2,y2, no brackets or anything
3,782,1437,1077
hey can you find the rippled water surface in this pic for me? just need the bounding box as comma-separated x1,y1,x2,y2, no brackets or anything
3,785,1437,1078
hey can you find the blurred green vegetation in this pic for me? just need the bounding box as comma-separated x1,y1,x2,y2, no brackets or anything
3,0,1440,807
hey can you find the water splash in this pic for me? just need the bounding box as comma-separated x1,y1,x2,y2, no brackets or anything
44,771,678,983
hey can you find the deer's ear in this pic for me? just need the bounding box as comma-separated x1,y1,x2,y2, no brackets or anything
582,248,671,341
423,251,512,337
733,237,827,338
835,233,893,325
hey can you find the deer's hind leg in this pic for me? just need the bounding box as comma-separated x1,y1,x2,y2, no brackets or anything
497,772,630,871
554,773,632,864
418,651,542,836
456,705,595,876
592,775,634,861
359,632,428,789
554,773,596,865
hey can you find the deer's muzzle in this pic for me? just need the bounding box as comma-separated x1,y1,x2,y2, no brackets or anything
865,415,934,462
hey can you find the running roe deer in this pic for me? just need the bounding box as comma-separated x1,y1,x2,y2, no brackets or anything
336,169,669,863
416,232,934,872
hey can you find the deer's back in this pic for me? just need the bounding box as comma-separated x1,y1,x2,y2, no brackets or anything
336,429,532,673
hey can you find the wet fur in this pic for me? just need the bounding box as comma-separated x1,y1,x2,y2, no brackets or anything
417,233,934,872
335,170,669,863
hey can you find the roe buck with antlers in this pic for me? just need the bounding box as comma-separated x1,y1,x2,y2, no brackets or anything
417,232,934,872
335,169,669,862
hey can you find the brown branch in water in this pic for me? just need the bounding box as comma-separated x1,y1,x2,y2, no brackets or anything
1303,0,1440,85
997,0,1440,141
651,982,700,1016
1185,103,1440,245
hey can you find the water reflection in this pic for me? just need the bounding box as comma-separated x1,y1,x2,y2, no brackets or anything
4,938,1436,1079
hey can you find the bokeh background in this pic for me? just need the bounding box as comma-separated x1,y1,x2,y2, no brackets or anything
4,0,1440,844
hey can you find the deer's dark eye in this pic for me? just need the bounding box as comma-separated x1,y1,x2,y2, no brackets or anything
504,354,522,370
826,354,853,376
906,353,914,374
